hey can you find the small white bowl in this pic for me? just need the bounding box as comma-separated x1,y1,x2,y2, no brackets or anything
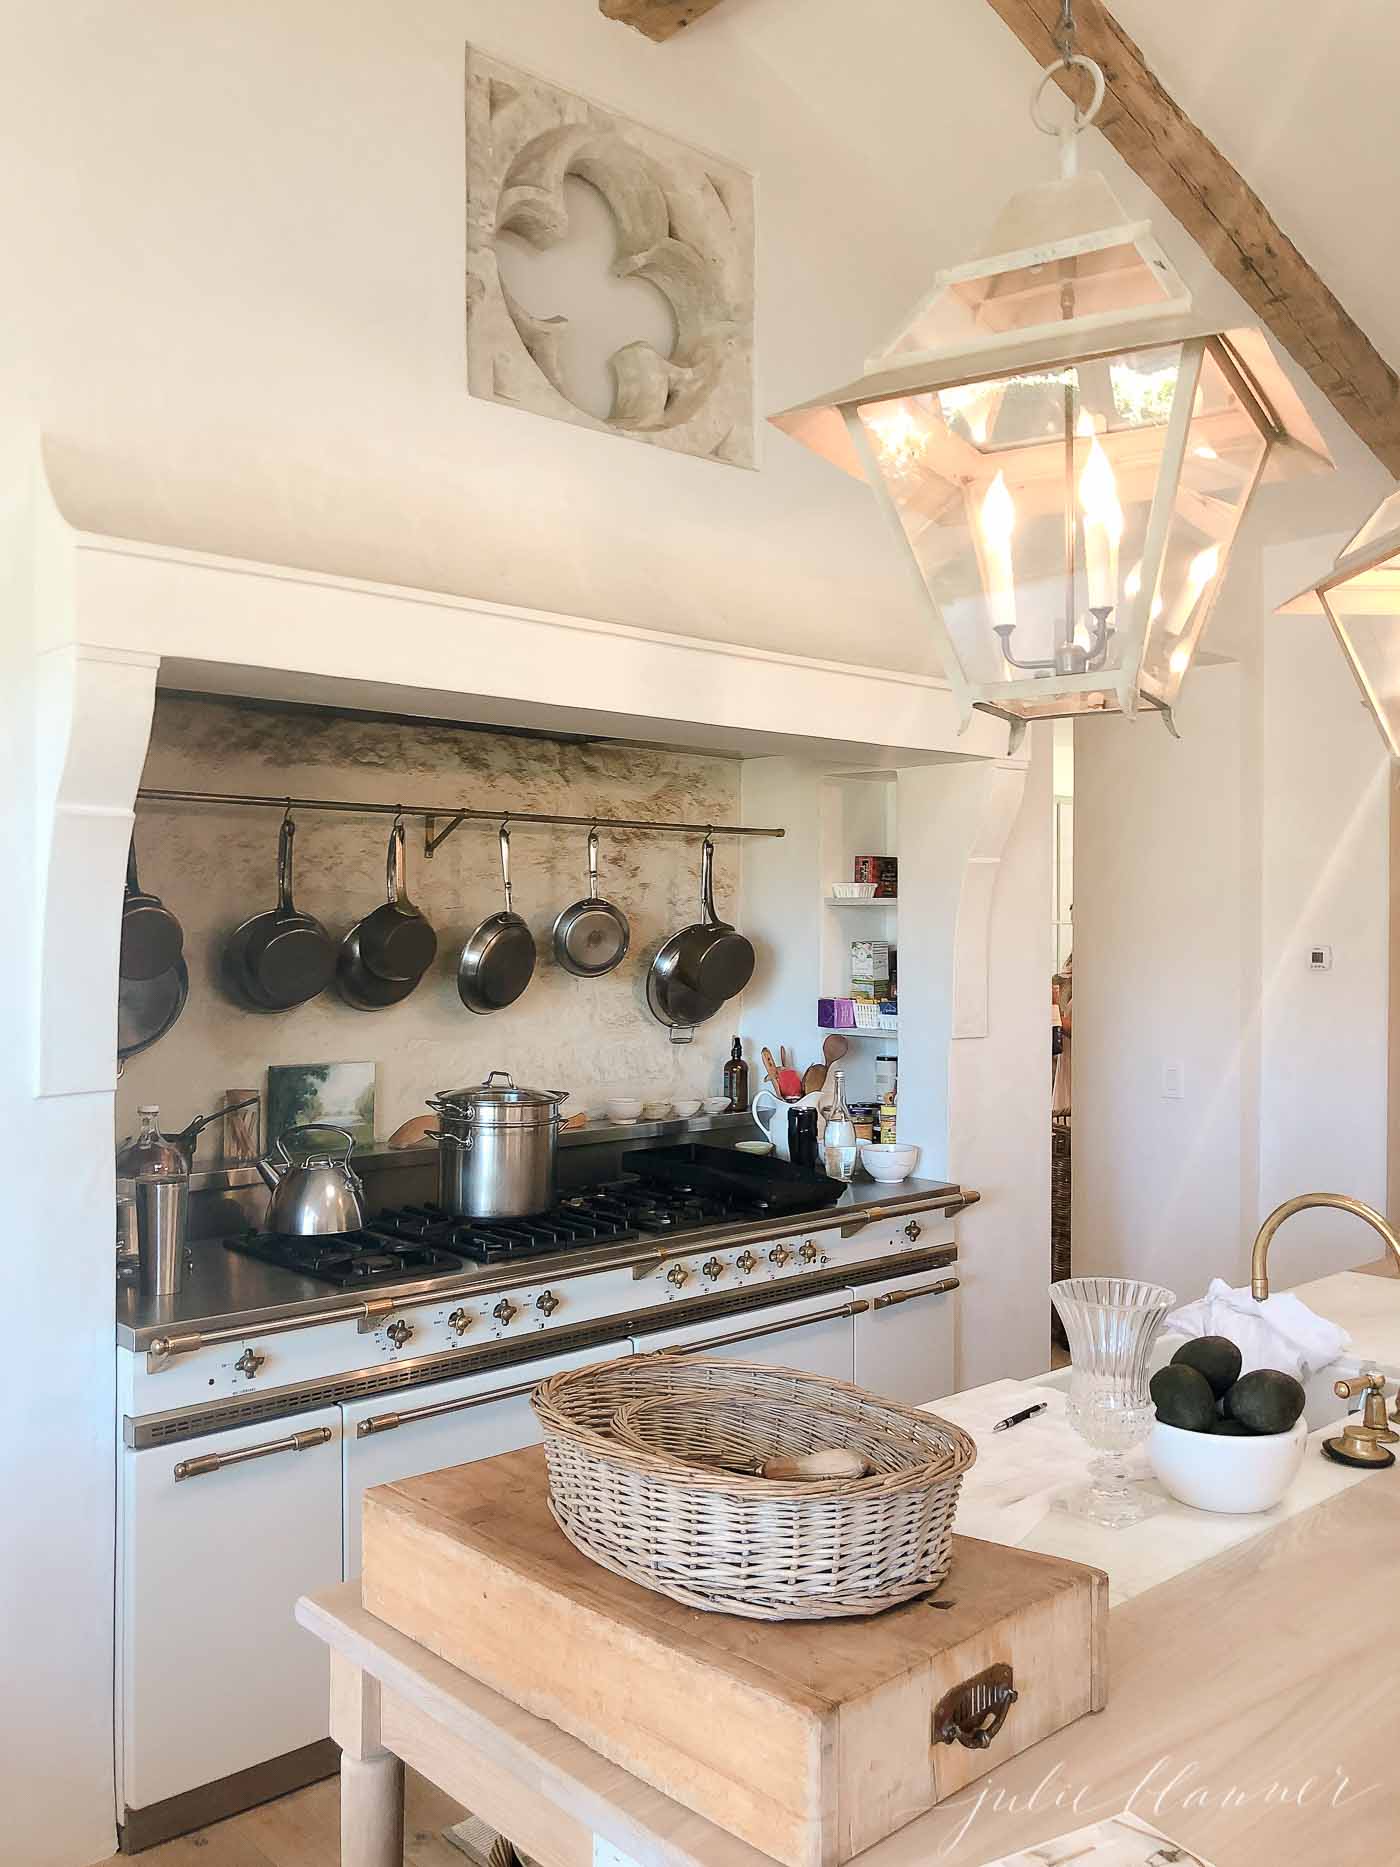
671,1098,702,1119
642,1101,673,1121
735,1139,773,1156
604,1098,643,1123
830,882,879,900
701,1095,732,1114
1149,1417,1307,1514
858,1142,920,1183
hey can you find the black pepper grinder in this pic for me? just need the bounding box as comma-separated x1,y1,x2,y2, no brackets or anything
722,1036,750,1112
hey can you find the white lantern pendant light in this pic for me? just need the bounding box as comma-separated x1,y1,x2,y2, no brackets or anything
770,2,1333,737
1277,490,1400,758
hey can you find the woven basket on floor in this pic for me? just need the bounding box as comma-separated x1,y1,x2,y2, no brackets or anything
530,1355,976,1620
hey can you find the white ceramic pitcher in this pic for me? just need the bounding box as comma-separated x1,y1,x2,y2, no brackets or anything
750,1087,834,1161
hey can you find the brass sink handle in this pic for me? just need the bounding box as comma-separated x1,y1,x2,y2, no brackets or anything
1326,1372,1400,1466
1249,1193,1400,1301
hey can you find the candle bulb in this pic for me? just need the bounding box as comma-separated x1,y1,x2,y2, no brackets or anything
1077,413,1123,615
980,469,1018,649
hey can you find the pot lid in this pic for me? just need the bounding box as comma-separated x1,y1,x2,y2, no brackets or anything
433,1071,568,1114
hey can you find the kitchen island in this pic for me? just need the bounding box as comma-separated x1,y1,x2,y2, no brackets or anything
296,1258,1400,1867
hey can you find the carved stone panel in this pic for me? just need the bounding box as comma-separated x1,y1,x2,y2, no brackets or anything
465,49,755,467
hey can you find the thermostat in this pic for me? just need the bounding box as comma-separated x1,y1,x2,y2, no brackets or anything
1308,944,1333,971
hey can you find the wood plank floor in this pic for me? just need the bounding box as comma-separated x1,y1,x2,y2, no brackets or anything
96,1769,467,1866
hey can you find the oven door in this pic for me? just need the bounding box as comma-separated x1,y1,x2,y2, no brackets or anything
852,1268,960,1405
628,1284,859,1380
340,1339,632,1574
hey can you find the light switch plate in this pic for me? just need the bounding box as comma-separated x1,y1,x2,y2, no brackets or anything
1308,944,1333,970
1161,1062,1185,1100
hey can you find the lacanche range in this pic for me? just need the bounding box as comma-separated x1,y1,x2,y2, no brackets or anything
114,1115,974,1851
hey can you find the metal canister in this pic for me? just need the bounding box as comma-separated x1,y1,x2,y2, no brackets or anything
428,1071,568,1218
115,1105,190,1295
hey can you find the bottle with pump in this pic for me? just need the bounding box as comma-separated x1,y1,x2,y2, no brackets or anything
723,1036,750,1113
822,1069,858,1182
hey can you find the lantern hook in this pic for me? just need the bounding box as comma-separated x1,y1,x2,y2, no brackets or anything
1032,1,1105,179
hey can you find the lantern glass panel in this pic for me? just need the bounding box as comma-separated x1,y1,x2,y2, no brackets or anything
1140,344,1271,702
1318,561,1400,758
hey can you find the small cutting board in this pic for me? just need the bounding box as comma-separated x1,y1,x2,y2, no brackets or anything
362,1446,1106,1867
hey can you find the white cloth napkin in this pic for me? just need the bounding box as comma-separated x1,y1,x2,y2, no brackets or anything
1165,1276,1351,1379
923,1381,1148,1546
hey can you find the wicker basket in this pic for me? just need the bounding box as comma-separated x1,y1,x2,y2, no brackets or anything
531,1355,976,1620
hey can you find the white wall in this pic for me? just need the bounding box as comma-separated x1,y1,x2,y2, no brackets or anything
1074,547,1391,1303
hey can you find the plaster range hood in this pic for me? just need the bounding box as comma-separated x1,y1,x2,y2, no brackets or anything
10,439,1026,1104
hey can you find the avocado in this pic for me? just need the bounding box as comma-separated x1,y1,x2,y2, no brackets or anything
1171,1334,1243,1399
1210,1418,1256,1436
1150,1363,1218,1431
1224,1368,1306,1435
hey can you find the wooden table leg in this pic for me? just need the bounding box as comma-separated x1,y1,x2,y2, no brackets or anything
331,1649,405,1867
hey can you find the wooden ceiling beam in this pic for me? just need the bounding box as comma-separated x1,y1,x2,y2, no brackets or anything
599,0,729,42
985,0,1400,475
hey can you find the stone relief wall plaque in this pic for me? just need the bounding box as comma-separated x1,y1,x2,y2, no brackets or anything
465,48,755,467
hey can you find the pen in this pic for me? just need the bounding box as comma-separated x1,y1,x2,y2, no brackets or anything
993,1402,1048,1433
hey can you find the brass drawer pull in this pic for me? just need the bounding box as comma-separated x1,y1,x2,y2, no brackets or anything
872,1277,961,1310
933,1663,1018,1750
174,1425,332,1482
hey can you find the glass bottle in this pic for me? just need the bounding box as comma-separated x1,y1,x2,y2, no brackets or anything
822,1069,858,1182
722,1037,750,1113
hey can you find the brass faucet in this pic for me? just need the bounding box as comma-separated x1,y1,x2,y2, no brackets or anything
1250,1192,1400,1301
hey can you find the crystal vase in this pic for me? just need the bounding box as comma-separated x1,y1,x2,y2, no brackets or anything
1050,1276,1176,1528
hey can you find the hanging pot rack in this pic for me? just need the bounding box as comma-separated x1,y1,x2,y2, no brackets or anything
135,788,784,858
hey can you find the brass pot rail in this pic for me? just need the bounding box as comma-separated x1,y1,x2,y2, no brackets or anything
136,787,785,859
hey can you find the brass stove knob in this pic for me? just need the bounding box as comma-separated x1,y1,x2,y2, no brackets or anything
904,1219,923,1242
385,1319,413,1349
536,1290,560,1316
799,1241,825,1265
234,1347,265,1379
702,1258,724,1281
768,1245,791,1267
492,1297,518,1325
666,1263,689,1288
734,1251,757,1273
447,1307,472,1336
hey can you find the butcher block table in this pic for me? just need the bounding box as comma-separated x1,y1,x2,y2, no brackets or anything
298,1435,1400,1867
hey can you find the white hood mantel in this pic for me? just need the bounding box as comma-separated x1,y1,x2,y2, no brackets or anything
12,437,1020,1102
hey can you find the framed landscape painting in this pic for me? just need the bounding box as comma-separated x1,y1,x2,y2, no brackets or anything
266,1061,377,1149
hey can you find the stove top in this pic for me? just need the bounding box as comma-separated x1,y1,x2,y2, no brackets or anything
222,1167,834,1288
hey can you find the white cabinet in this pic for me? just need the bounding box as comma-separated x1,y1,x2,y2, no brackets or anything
341,1341,630,1574
118,1408,342,1814
630,1286,858,1380
852,1270,959,1405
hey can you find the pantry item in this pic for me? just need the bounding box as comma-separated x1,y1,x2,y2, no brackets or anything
1150,1416,1308,1513
428,1072,569,1218
817,996,857,1030
822,1068,858,1181
224,815,335,1011
603,1097,643,1122
338,820,437,1010
853,854,897,897
363,1439,1105,1867
119,838,184,982
551,827,630,978
875,1052,898,1098
256,1124,367,1236
646,837,751,1035
457,824,536,1014
1050,1275,1177,1527
721,1036,749,1112
701,1093,731,1114
859,1141,920,1183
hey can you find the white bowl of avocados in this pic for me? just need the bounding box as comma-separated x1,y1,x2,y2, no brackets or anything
1148,1338,1308,1513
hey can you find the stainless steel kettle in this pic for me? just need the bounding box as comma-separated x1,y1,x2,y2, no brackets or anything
257,1125,366,1236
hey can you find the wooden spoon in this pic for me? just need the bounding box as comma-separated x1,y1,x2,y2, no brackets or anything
822,1032,849,1067
760,1046,784,1095
801,1062,826,1094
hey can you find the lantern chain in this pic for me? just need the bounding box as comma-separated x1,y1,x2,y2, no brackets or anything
1056,0,1076,67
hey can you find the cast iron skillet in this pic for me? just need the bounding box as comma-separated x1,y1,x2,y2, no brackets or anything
225,815,335,1011
457,823,537,1014
336,820,437,1011
552,827,630,978
650,836,754,1012
117,957,189,1069
119,838,184,983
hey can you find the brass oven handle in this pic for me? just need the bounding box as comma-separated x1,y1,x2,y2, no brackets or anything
174,1425,332,1481
356,1374,541,1437
872,1277,961,1310
668,1300,870,1356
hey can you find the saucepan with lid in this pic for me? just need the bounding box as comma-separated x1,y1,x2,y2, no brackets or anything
428,1071,569,1218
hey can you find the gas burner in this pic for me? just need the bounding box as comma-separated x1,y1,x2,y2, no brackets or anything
225,1230,468,1288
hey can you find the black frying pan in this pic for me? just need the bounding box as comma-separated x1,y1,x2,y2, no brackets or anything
656,836,754,1005
120,839,184,982
457,824,536,1013
118,957,189,1068
225,816,335,1011
356,819,436,984
336,821,436,1011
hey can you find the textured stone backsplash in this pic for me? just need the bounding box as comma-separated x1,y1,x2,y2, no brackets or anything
116,696,748,1159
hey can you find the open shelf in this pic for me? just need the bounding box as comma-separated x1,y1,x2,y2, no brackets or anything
825,895,898,909
816,1025,898,1039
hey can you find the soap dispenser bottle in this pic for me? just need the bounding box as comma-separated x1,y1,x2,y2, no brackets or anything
723,1037,750,1113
